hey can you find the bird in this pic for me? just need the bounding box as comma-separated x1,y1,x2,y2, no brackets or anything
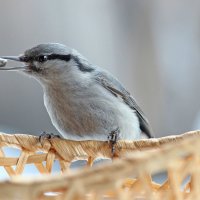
0,43,152,143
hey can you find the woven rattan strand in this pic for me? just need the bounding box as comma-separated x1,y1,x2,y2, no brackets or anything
0,130,199,200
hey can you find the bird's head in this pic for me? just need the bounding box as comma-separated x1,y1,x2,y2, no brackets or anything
0,43,94,82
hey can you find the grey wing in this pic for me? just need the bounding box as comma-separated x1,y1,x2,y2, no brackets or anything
94,70,152,138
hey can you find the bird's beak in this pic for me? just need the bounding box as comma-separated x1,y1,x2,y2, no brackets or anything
1,56,22,62
0,56,26,71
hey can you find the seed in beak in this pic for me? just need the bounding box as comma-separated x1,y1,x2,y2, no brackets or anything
0,58,7,67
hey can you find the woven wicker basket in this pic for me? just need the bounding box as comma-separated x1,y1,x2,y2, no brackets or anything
0,130,199,200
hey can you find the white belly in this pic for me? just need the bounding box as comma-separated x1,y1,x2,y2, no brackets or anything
43,85,140,141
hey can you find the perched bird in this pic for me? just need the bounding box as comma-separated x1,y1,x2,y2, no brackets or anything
0,43,152,142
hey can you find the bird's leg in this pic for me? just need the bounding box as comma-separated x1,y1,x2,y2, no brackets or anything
108,127,120,159
39,131,61,143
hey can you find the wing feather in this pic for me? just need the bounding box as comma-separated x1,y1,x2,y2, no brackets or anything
94,70,152,138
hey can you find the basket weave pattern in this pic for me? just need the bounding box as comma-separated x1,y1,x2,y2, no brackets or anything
0,131,199,200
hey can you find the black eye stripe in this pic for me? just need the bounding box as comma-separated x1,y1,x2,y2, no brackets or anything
36,55,48,63
47,54,71,62
20,54,71,63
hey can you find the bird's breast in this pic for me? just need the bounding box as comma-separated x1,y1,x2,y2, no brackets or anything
43,84,140,140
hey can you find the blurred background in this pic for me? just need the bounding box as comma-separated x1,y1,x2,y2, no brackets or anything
0,0,200,138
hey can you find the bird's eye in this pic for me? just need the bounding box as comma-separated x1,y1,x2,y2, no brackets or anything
37,55,48,63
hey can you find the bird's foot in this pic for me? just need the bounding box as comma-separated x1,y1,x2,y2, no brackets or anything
39,131,61,143
108,127,120,159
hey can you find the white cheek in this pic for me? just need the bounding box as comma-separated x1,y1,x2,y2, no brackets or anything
33,61,42,69
44,60,65,70
33,61,38,65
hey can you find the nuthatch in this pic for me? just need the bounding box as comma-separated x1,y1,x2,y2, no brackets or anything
0,43,152,143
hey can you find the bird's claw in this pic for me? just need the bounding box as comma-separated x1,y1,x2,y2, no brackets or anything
108,127,120,158
39,131,61,143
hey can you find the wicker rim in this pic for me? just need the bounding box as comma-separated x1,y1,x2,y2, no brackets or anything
0,130,199,200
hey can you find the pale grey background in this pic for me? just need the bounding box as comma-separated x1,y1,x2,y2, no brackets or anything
0,0,200,137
